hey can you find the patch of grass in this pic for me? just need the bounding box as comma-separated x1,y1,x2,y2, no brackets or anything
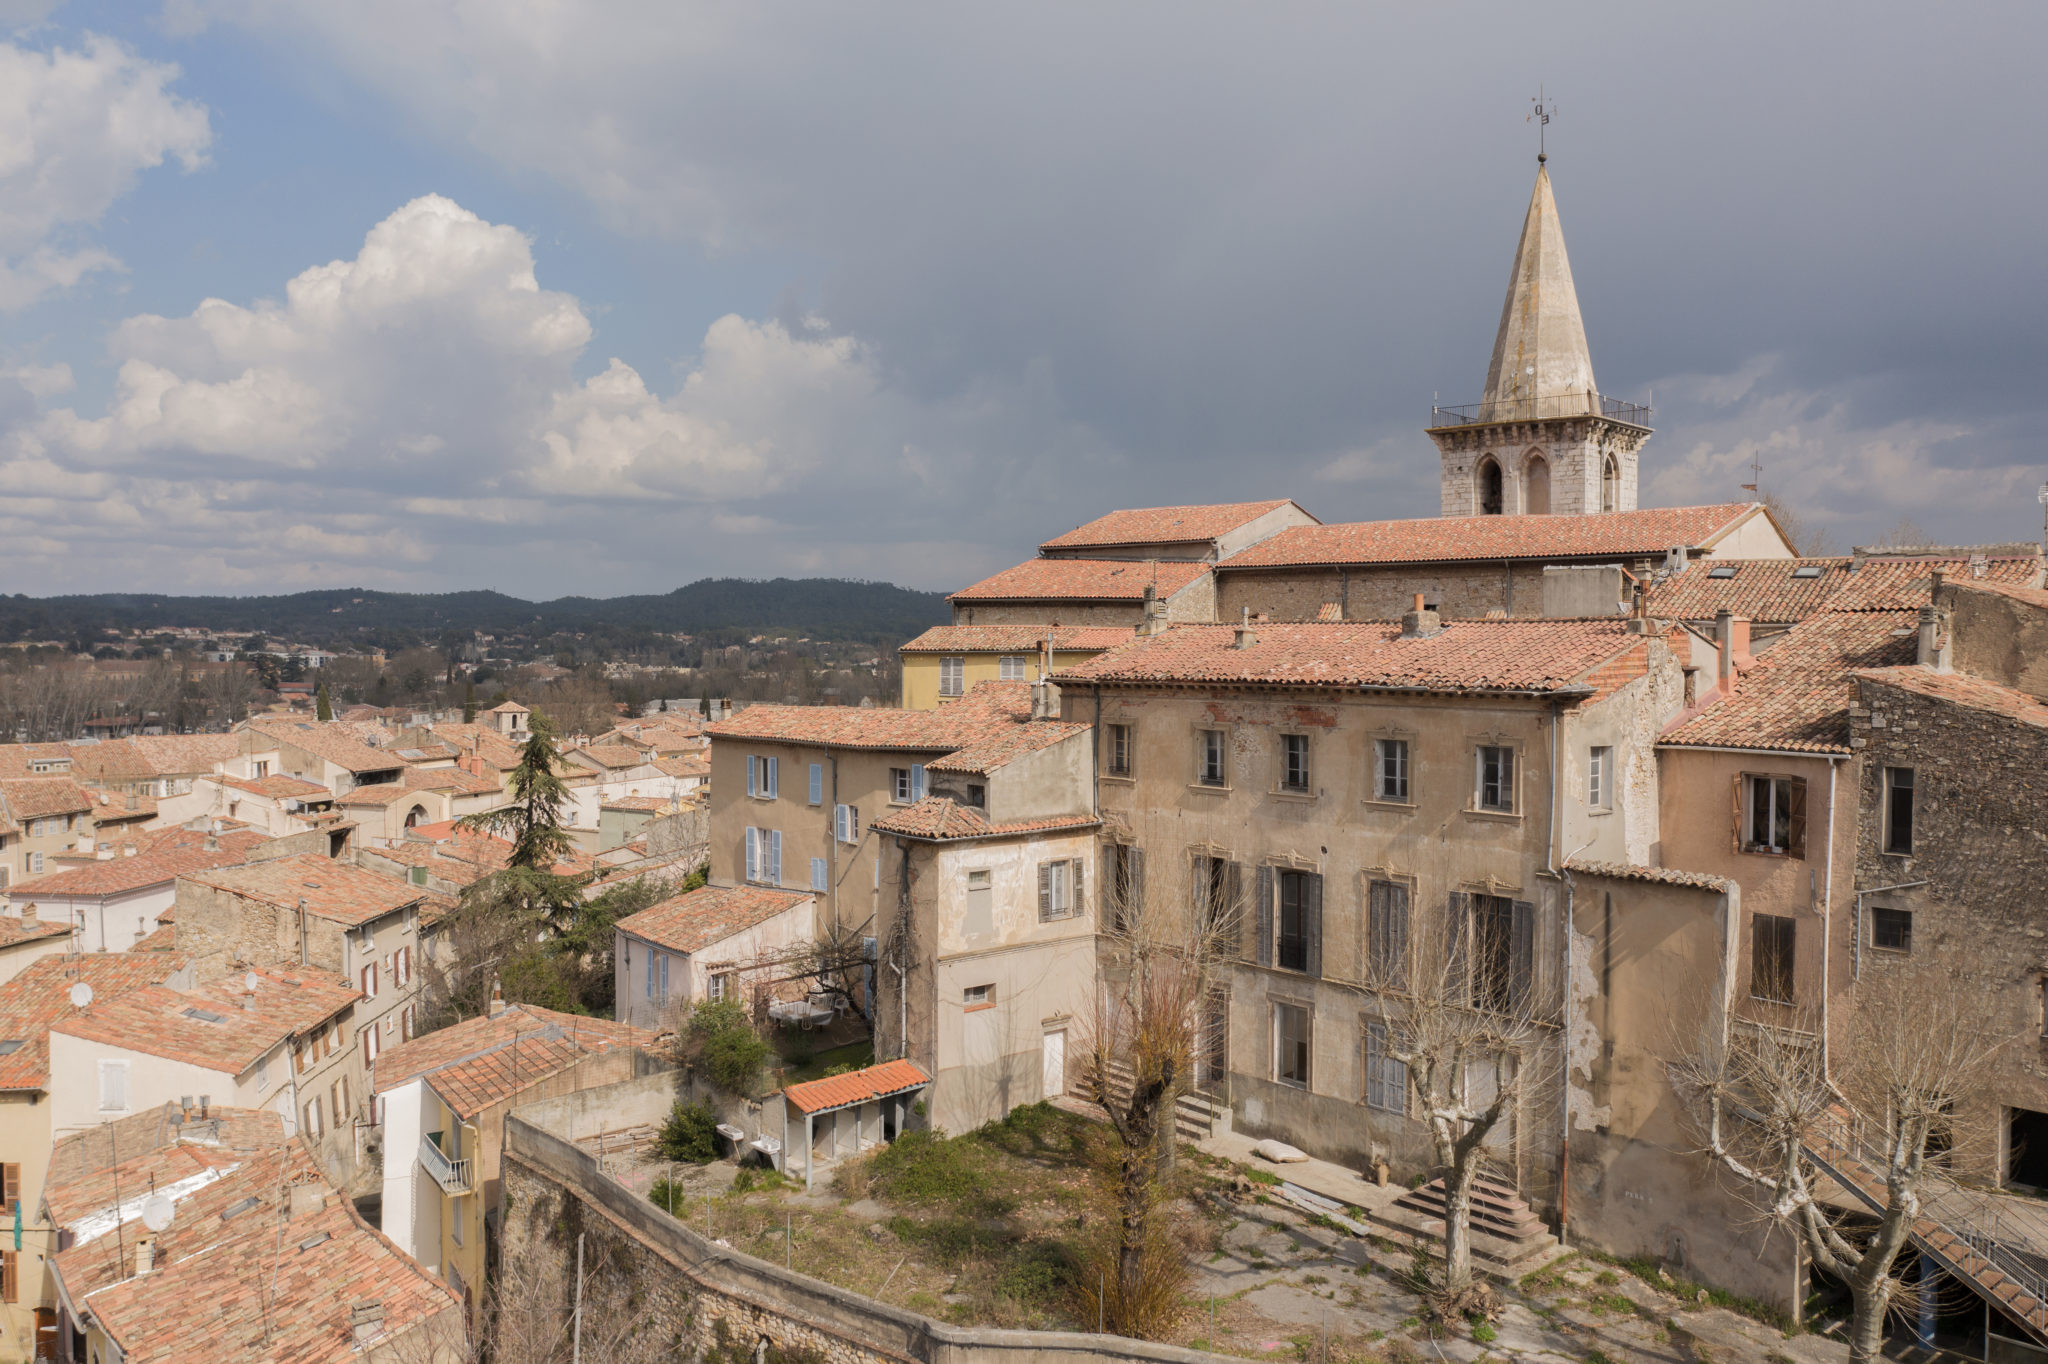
1583,1249,1796,1332
1594,1270,1620,1286
1241,1166,1282,1186
781,1038,873,1084
1300,1273,1328,1285
1471,1322,1497,1344
729,1166,792,1195
1587,1292,1636,1315
1585,1352,1615,1364
865,1129,1013,1217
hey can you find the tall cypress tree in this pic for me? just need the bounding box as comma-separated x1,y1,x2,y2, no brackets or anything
463,681,477,724
315,683,333,721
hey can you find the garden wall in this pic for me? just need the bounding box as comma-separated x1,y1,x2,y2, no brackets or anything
503,1095,1237,1364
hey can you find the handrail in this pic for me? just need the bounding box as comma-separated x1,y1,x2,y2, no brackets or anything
1429,394,1652,428
419,1136,473,1194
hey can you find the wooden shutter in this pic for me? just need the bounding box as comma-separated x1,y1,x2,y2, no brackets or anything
911,764,927,800
1225,861,1245,955
747,757,758,798
1447,892,1470,1001
769,830,783,883
2,1164,18,1213
1732,774,1747,852
744,826,759,882
1509,900,1536,1015
1786,779,1808,859
2,1249,15,1304
1255,865,1274,967
1102,849,1120,929
1303,873,1324,979
1129,848,1144,924
767,757,779,798
1071,857,1086,917
1038,862,1052,919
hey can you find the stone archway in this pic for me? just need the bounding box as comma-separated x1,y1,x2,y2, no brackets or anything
405,804,427,830
1477,457,1504,515
1602,454,1620,513
1522,452,1551,515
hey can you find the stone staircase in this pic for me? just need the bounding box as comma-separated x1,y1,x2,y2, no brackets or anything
1367,1174,1564,1280
1175,1089,1229,1143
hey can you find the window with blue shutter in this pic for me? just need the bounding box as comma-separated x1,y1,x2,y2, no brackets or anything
765,756,779,799
910,764,927,801
747,757,759,798
768,829,784,883
744,826,759,882
811,858,828,892
809,763,823,805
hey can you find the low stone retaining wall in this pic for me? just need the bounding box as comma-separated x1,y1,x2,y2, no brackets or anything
504,1112,1233,1364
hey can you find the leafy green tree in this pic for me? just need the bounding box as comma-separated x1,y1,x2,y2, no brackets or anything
555,877,668,1012
459,708,575,873
315,683,333,721
686,998,772,1095
653,1099,721,1164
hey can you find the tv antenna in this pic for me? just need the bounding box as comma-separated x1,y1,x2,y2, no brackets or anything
1740,450,1764,494
1529,88,1556,163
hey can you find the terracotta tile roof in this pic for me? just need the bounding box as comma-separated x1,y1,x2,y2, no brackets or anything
417,890,458,928
1940,573,2048,612
1054,620,1647,695
359,842,488,888
899,625,1137,654
0,916,70,949
870,798,1099,843
1039,501,1304,552
122,733,240,776
55,1137,458,1362
575,743,651,770
600,795,673,812
44,1104,288,1232
949,558,1209,603
1827,554,2042,611
63,739,155,784
248,719,404,774
782,1058,931,1115
401,764,500,795
0,776,92,820
220,774,331,800
0,743,75,779
1661,610,1918,753
1563,859,1732,893
139,824,270,858
423,721,525,770
654,753,710,778
8,845,250,900
179,854,422,926
615,884,811,954
925,720,1087,773
87,788,159,822
0,953,191,1091
706,681,1034,752
1220,503,1764,570
1856,666,2048,732
373,1003,648,1111
395,824,593,877
487,701,529,714
131,923,177,952
334,782,431,807
1646,558,1853,624
53,967,360,1076
390,741,461,762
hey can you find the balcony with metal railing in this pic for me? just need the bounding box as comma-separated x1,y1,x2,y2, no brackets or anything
419,1135,473,1195
1428,394,1652,429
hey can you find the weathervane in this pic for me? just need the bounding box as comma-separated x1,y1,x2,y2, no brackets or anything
1740,450,1764,495
1528,88,1555,163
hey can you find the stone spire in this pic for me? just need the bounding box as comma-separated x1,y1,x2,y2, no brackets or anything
1479,162,1597,420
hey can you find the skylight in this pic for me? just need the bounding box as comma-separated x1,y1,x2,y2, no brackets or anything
181,1008,226,1024
1791,565,1825,579
1707,566,1738,579
0,1041,24,1056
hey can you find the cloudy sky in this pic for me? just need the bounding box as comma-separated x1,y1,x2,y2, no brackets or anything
2,1,2043,598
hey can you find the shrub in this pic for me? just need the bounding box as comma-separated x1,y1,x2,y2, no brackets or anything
648,1177,689,1216
653,1099,720,1164
687,999,772,1095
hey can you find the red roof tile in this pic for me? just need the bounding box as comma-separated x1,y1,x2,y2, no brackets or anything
899,625,1137,654
616,884,811,954
221,774,331,800
0,776,92,820
782,1057,931,1115
1828,554,2042,611
925,721,1087,773
1054,620,1649,695
52,968,360,1076
121,733,240,777
1220,503,1765,569
9,845,251,900
1941,573,2048,612
0,916,71,949
1646,558,1853,624
0,953,191,1091
870,798,1099,843
373,1003,650,1117
950,558,1208,603
1856,666,2048,732
705,681,1034,752
1039,501,1303,552
574,743,650,770
1661,611,1918,753
138,824,270,858
179,854,422,926
248,719,405,774
1563,860,1733,892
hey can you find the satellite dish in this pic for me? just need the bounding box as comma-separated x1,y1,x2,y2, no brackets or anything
141,1195,174,1233
243,972,260,994
68,982,93,1009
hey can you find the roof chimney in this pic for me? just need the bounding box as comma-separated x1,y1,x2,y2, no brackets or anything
1916,604,1952,672
134,1237,155,1275
1030,679,1062,722
1714,610,1752,691
18,903,34,927
1400,593,1442,640
488,980,505,1017
1233,607,1259,651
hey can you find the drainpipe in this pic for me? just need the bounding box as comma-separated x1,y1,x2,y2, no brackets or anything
1817,757,1842,1080
828,756,840,938
1557,835,1598,1245
1091,686,1101,814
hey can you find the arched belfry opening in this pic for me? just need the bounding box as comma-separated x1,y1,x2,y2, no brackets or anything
1524,453,1551,515
1601,454,1619,513
1478,458,1503,515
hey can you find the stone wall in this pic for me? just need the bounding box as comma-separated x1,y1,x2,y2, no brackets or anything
1214,563,1574,624
501,1111,1240,1364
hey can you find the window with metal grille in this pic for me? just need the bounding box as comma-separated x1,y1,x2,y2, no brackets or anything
1105,723,1132,778
1197,730,1227,787
1871,906,1912,953
1279,734,1310,793
1476,746,1515,812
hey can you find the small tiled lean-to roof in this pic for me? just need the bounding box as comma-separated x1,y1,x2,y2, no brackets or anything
706,681,1033,752
1039,501,1303,552
925,721,1087,774
1945,575,2048,612
7,844,250,900
1055,620,1646,695
616,884,812,955
1646,558,1853,625
575,743,651,770
1856,666,2048,733
248,719,404,774
373,1003,649,1116
122,732,240,776
0,916,71,950
1827,553,2042,611
870,798,1099,843
0,953,190,1092
221,774,331,800
52,968,360,1076
1661,610,1918,753
1563,859,1733,893
900,624,1138,654
782,1058,931,1115
1221,503,1764,570
0,777,93,820
950,558,1209,603
180,853,423,926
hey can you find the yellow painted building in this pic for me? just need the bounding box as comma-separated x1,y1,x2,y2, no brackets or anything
898,626,1134,710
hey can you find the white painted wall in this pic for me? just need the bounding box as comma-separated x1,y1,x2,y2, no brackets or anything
4,887,175,954
378,1077,438,1268
46,1030,293,1140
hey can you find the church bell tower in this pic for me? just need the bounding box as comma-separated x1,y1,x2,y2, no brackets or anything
1426,158,1651,517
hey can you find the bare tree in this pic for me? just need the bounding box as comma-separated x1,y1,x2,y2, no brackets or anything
1072,856,1231,1337
1359,903,1547,1305
1759,491,1842,558
1673,976,2012,1364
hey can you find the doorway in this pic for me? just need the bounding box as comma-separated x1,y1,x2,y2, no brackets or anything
2008,1107,2048,1189
1041,1028,1066,1098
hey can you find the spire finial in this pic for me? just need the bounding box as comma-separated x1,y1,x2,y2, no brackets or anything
1529,88,1555,163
